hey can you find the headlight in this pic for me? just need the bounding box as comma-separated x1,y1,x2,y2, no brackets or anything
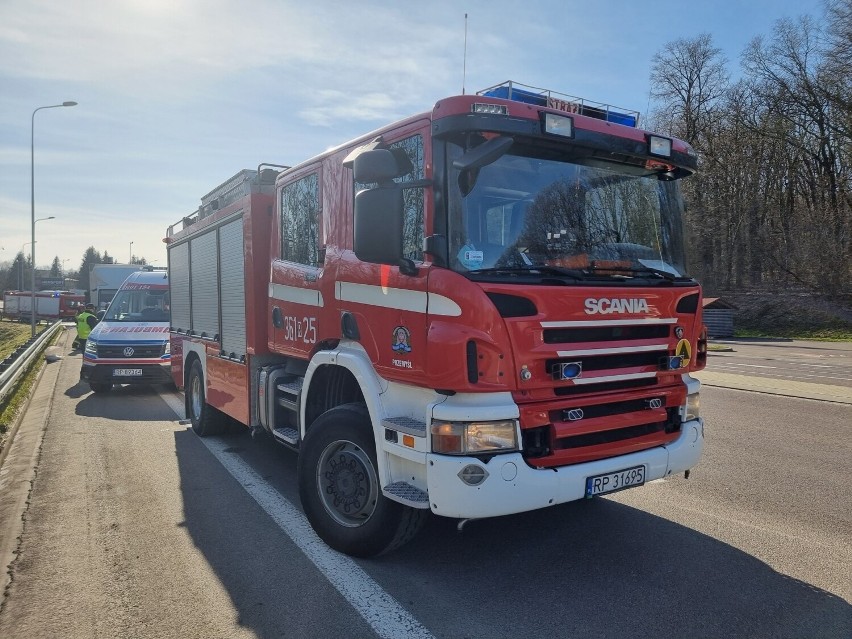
430,419,519,455
684,392,700,421
164,340,170,355
84,340,97,355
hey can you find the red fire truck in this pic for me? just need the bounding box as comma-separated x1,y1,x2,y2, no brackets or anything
166,81,707,557
2,290,85,322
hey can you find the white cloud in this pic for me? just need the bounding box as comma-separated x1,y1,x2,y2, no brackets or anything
0,0,829,274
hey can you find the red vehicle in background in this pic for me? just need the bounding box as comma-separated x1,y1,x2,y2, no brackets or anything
2,290,85,322
166,81,707,557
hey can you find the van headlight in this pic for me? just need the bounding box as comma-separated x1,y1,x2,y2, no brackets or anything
683,392,700,421
430,419,519,455
84,340,98,355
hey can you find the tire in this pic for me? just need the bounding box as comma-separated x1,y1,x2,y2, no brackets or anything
297,403,428,557
90,382,113,393
186,360,226,437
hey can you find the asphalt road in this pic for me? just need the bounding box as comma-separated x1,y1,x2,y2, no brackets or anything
0,329,849,638
708,338,852,390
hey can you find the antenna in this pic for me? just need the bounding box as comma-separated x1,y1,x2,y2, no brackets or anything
462,13,468,95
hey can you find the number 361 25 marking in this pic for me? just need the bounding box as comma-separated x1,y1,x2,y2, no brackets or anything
283,316,316,344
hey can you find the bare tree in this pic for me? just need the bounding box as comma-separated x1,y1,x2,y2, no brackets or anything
649,33,729,148
649,34,731,290
742,14,850,293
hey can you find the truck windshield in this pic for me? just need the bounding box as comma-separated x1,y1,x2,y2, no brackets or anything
103,289,170,322
446,143,690,281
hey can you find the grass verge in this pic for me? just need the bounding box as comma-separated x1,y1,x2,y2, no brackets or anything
735,328,852,341
0,320,35,361
0,326,62,455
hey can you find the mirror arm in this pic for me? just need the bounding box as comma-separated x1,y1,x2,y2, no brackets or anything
398,258,418,277
401,178,433,190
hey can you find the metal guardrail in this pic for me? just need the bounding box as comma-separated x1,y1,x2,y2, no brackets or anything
0,321,64,406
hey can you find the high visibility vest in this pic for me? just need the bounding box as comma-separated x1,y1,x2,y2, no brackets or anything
76,312,95,339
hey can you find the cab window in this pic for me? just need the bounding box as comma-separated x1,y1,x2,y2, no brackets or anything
281,172,320,267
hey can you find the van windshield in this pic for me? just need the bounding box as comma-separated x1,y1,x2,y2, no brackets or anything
103,288,170,322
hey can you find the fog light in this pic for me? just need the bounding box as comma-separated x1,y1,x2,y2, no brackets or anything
458,464,489,486
649,135,672,157
543,112,574,138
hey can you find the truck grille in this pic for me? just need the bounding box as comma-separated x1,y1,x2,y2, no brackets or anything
522,394,683,467
543,324,669,343
546,348,668,378
521,318,684,467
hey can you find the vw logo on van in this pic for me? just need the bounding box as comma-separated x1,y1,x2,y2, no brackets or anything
123,347,135,357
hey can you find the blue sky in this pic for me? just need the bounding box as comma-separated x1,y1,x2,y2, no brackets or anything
0,0,829,275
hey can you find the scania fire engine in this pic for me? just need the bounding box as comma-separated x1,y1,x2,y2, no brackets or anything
166,81,707,557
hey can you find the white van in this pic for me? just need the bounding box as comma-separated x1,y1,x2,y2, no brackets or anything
81,268,171,393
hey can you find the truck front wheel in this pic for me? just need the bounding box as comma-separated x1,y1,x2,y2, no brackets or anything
298,403,427,557
186,360,226,437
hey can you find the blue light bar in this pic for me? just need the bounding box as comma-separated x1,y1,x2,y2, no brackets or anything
478,81,639,128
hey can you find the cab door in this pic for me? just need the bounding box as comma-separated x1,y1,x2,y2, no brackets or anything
269,166,326,358
344,128,432,381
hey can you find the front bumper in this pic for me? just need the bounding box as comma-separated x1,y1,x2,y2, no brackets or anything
81,361,172,385
425,417,704,518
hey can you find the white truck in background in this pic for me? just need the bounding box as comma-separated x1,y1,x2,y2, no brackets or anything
89,264,147,310
1,290,85,322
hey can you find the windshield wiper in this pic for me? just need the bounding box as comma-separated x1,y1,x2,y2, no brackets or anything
589,264,681,281
468,265,586,280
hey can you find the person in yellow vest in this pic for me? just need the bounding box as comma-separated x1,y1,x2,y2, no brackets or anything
74,303,99,351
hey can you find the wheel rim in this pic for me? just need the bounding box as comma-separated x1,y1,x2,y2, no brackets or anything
316,440,379,528
190,372,202,422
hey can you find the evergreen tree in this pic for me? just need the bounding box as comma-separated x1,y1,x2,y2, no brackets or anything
78,247,103,296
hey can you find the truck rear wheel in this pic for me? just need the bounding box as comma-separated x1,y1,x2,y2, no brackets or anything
298,403,427,557
187,360,226,437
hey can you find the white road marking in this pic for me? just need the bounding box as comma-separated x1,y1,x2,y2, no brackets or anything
709,365,852,383
162,393,434,639
732,363,777,369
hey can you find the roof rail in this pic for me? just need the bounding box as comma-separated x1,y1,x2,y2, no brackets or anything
165,164,288,239
477,80,640,127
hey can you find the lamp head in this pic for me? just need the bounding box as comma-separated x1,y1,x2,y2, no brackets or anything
62,101,77,107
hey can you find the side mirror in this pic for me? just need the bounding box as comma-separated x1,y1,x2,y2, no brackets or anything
354,187,404,265
353,149,401,184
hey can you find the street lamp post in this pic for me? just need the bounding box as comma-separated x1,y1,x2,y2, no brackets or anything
27,217,54,320
31,101,77,336
129,241,134,264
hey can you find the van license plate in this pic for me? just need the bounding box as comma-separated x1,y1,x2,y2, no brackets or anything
114,368,142,377
585,465,645,497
